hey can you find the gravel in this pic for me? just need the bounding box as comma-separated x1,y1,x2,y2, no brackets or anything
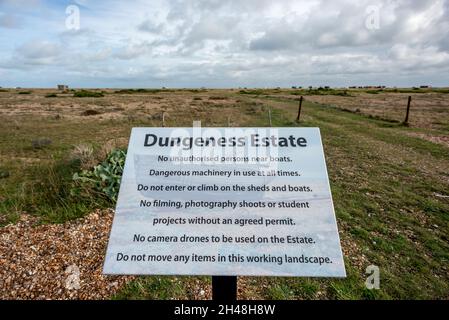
0,209,134,300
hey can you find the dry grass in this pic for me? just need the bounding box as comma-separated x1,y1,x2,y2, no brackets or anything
279,91,449,132
0,89,253,126
0,88,448,300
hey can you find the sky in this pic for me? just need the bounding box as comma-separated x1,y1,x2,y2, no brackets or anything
0,0,448,88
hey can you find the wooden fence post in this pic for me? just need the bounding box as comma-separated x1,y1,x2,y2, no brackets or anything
296,96,303,122
404,96,412,125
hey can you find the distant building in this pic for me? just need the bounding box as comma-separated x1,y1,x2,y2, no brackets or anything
420,85,431,89
58,84,69,91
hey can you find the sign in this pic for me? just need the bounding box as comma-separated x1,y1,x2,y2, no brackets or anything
103,127,346,277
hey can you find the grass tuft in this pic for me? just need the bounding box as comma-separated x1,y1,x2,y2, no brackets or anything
74,90,104,98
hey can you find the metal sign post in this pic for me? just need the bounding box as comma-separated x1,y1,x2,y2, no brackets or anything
212,276,237,301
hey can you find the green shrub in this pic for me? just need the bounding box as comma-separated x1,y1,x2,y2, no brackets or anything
31,138,52,149
81,109,101,116
239,89,264,95
72,149,126,202
0,168,9,179
45,93,58,98
209,96,228,100
114,88,175,94
74,90,104,98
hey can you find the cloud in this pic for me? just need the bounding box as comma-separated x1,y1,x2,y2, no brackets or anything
1,0,449,87
113,41,153,60
184,16,239,44
0,0,41,7
0,13,21,29
18,40,61,60
138,19,164,34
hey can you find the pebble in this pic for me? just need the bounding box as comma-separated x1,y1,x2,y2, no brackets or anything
0,209,134,300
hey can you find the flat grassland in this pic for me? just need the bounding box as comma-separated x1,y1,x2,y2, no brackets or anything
0,88,448,299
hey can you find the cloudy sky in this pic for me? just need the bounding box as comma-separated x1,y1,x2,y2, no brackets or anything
0,0,448,88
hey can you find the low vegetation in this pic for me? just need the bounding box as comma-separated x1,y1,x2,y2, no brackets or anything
0,88,448,300
73,149,125,202
239,88,352,97
74,90,105,98
81,109,102,116
114,88,174,94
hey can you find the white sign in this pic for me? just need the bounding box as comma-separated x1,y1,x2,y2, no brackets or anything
103,127,346,277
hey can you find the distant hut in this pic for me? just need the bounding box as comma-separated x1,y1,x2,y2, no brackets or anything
57,84,69,91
